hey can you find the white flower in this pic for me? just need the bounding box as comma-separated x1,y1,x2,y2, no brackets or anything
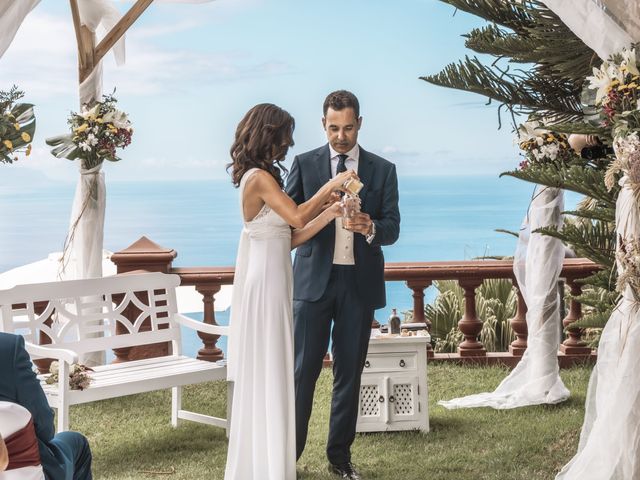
609,63,625,84
81,104,100,120
621,48,640,77
587,63,613,104
79,141,92,152
102,109,131,129
516,120,548,144
86,133,98,146
540,143,560,161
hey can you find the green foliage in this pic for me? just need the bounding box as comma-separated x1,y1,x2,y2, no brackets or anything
538,218,615,269
501,160,616,208
422,1,596,124
423,0,619,337
427,279,516,353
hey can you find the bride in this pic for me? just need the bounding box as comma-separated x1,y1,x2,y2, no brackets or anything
224,103,355,480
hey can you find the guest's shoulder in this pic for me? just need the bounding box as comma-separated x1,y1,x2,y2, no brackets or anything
0,332,20,365
0,332,20,348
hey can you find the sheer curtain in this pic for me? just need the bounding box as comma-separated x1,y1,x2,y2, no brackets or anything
556,180,640,479
542,0,640,59
439,186,569,409
0,0,40,59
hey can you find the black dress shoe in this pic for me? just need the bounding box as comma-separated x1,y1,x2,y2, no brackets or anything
328,462,362,479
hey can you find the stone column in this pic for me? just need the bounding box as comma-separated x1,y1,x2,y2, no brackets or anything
509,285,528,356
560,277,591,355
457,278,486,357
407,280,434,358
110,236,177,362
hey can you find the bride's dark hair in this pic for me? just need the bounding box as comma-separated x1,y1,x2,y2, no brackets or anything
228,103,295,188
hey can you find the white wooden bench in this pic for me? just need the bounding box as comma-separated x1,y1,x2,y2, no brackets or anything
0,272,230,434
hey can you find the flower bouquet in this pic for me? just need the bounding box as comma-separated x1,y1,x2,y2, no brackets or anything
45,361,93,391
45,93,133,277
515,119,574,170
586,46,640,140
46,92,132,169
0,86,36,164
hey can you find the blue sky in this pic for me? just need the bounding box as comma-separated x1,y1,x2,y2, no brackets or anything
0,0,519,182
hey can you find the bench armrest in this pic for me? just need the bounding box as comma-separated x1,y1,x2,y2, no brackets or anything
174,313,229,337
24,341,79,365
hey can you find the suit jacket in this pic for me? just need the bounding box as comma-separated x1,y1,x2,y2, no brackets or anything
285,144,400,309
0,333,70,480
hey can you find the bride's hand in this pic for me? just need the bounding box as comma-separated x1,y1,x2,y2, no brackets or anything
321,192,341,211
330,170,358,192
324,201,343,219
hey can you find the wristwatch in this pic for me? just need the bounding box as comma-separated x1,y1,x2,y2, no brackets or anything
365,222,376,244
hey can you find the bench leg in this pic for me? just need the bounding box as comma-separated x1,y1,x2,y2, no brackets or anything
57,363,70,432
226,381,234,438
171,386,182,427
56,404,70,433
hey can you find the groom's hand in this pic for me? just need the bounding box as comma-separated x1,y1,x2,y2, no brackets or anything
346,212,374,236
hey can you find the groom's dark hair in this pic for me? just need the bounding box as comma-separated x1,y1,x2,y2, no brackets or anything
323,90,360,118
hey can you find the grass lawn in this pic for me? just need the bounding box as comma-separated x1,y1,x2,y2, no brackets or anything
71,364,591,480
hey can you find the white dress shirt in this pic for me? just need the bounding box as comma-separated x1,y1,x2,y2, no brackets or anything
331,145,359,265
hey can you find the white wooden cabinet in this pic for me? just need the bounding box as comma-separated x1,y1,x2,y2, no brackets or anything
356,336,429,433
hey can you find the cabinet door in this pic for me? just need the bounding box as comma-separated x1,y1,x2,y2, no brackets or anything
388,375,422,424
357,375,387,429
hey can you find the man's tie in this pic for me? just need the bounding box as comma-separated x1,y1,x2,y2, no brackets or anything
336,154,348,174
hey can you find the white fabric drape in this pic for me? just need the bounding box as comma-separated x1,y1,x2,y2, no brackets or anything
61,164,106,367
76,0,125,105
439,186,569,409
64,165,106,282
542,0,640,60
0,0,40,59
556,176,640,479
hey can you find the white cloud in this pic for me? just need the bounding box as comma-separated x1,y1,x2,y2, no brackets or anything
0,12,77,101
0,7,291,101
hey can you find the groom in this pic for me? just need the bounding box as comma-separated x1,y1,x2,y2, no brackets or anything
286,90,400,479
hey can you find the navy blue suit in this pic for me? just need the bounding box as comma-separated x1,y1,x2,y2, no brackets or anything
286,144,400,464
0,333,92,480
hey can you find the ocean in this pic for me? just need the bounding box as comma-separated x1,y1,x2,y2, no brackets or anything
0,174,580,357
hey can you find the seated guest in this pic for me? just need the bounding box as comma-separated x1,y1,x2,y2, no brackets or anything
0,401,45,480
0,332,92,480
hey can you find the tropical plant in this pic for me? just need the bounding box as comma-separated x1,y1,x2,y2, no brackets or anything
425,279,517,353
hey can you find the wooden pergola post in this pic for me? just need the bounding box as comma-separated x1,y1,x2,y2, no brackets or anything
69,0,155,90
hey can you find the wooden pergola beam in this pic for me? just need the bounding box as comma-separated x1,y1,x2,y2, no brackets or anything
94,0,155,65
70,0,156,88
69,0,86,70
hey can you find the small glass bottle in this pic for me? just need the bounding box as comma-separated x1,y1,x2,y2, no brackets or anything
343,177,363,196
389,308,401,335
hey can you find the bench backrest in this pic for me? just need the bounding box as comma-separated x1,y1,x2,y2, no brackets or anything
0,273,182,356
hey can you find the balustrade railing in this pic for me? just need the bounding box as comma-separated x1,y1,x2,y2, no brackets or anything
110,237,600,366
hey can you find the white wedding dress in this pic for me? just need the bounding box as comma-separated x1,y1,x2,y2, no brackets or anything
224,168,296,480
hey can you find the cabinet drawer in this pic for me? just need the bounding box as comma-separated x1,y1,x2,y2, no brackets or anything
363,353,417,372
